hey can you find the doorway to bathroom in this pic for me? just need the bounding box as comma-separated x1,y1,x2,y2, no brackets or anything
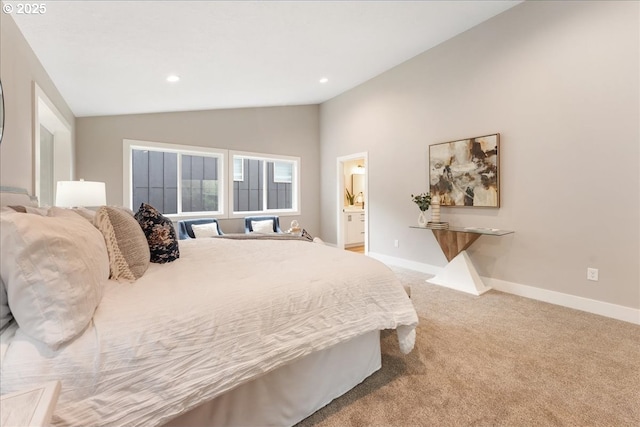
336,152,368,254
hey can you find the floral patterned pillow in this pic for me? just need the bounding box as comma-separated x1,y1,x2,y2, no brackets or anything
134,203,180,263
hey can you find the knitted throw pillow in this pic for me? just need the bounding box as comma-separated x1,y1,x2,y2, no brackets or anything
93,206,150,280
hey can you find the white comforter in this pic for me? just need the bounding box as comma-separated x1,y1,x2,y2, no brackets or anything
0,238,418,426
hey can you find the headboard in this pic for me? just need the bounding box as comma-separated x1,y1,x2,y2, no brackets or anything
0,186,38,208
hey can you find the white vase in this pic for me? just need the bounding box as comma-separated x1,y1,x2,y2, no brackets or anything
418,211,428,227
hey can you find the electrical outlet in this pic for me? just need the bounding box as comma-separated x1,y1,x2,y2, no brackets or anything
587,268,599,281
394,239,399,248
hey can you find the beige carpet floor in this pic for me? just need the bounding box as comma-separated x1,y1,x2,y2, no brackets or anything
296,267,640,427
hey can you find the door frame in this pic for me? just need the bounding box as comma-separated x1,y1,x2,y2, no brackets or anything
336,152,368,253
33,83,72,206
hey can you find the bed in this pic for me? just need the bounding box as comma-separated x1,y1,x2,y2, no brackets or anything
0,187,418,427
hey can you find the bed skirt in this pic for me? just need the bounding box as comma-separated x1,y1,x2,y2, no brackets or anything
162,330,381,427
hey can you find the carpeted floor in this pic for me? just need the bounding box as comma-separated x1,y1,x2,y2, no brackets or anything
297,267,640,427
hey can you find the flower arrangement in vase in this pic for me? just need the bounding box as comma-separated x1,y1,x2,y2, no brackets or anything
345,189,355,206
411,193,431,227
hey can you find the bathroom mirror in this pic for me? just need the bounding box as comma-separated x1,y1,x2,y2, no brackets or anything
0,79,4,144
352,174,365,204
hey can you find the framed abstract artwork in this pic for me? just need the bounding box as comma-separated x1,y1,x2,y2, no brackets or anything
429,133,500,207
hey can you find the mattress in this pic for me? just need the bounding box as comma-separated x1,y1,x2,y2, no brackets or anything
1,238,418,427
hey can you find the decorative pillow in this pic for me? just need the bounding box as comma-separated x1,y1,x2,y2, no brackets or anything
134,203,180,263
0,212,109,348
94,206,150,280
251,219,274,233
191,222,220,238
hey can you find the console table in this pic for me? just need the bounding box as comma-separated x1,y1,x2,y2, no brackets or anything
410,226,514,295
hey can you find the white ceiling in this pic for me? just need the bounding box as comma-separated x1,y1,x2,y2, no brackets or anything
9,1,522,117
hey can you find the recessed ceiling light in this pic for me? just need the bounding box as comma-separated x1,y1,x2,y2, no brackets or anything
319,77,329,84
166,75,180,83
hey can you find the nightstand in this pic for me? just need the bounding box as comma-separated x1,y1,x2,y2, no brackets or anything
1,381,61,427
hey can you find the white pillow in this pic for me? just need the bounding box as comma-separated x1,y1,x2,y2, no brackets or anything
0,212,109,348
191,222,220,238
0,189,38,207
251,219,274,233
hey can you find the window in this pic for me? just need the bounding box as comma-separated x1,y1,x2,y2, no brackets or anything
131,149,178,214
181,154,220,213
233,157,244,182
124,140,225,216
273,162,293,183
230,152,300,216
124,141,300,218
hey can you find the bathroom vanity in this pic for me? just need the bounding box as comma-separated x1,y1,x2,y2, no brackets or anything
344,208,365,247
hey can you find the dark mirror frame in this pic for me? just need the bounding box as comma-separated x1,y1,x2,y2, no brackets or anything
0,79,4,144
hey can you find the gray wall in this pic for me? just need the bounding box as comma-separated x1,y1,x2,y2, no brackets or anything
76,105,320,235
0,12,75,191
319,1,639,308
3,0,637,311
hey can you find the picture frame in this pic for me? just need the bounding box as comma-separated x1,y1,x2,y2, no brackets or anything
429,133,500,207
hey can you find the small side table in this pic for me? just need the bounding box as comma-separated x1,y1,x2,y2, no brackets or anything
411,226,514,295
1,381,61,427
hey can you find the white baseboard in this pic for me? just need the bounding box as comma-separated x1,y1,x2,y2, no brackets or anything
367,252,442,276
369,252,640,325
484,277,640,325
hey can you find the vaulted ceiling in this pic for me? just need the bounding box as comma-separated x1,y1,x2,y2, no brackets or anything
9,1,522,117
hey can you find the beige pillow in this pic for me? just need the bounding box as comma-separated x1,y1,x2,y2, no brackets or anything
48,206,84,218
72,206,98,222
93,206,150,281
0,211,109,348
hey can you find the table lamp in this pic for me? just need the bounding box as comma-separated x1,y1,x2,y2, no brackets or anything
55,180,106,208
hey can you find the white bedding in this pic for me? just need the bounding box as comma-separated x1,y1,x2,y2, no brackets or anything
0,238,418,427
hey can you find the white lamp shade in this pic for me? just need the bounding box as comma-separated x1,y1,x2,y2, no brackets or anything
55,181,106,208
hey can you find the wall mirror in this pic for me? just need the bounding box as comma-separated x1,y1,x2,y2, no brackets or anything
352,174,365,204
0,79,4,144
